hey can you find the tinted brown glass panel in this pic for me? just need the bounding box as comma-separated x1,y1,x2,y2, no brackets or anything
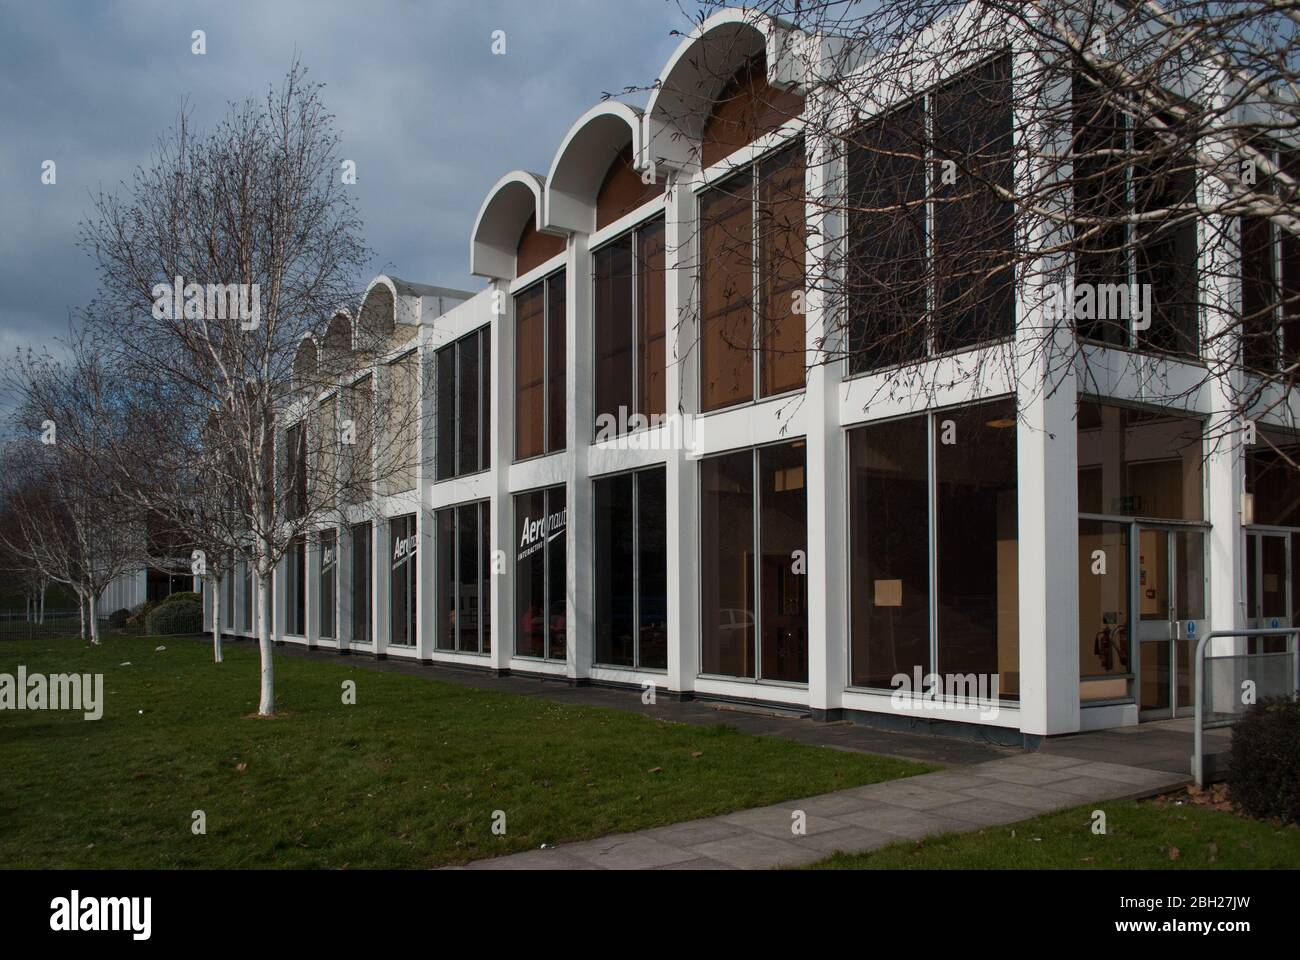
546,486,567,661
319,529,336,639
849,416,931,688
846,100,928,372
351,522,371,643
457,334,481,474
1076,401,1203,521
700,451,755,677
594,472,636,666
481,333,491,471
458,504,480,652
637,468,668,670
1245,430,1300,526
436,508,455,650
435,345,456,480
346,375,373,503
514,282,545,459
547,272,567,452
1134,123,1199,356
759,141,806,396
701,55,805,168
594,236,634,431
933,55,1014,351
637,219,667,420
515,489,547,658
596,143,665,230
1282,151,1300,361
1072,70,1129,345
1242,211,1278,370
759,442,808,682
516,212,565,277
481,508,492,653
389,514,417,647
1078,519,1131,699
935,400,1019,699
700,174,755,410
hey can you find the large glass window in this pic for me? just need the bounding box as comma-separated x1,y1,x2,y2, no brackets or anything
319,528,337,640
1076,401,1204,521
435,501,490,654
514,486,566,660
594,218,666,437
700,442,807,680
436,326,492,480
847,55,1013,374
283,424,307,521
515,271,566,460
593,467,668,669
351,522,372,644
848,416,931,688
389,515,417,647
699,139,806,412
1073,70,1199,355
848,399,1019,698
286,535,306,636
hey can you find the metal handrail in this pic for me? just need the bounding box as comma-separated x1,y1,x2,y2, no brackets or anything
1193,627,1300,786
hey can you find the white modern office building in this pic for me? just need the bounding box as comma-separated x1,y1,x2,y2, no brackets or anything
203,6,1300,746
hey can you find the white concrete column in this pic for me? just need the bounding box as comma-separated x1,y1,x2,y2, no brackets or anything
566,234,592,681
804,87,846,718
490,279,512,672
1013,46,1080,737
665,170,699,696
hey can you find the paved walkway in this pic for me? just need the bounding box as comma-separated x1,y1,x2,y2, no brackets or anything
459,752,1189,870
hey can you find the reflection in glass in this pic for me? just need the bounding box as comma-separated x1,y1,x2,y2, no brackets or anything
700,451,755,676
848,417,930,688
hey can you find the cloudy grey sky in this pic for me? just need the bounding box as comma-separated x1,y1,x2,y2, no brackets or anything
0,0,708,358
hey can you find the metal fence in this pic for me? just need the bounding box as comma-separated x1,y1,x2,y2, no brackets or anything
0,610,97,642
1193,627,1300,785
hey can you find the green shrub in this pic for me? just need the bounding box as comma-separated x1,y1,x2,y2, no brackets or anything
107,608,130,629
126,601,156,626
1228,696,1300,824
144,596,202,636
157,590,200,607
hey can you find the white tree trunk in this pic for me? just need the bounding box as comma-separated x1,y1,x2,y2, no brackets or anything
77,591,86,641
256,572,274,716
88,592,101,646
25,594,31,623
211,574,224,663
39,585,45,625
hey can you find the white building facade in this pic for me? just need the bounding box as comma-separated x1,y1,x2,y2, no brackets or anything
204,7,1300,746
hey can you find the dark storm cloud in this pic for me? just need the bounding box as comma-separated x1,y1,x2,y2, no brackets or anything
0,0,698,357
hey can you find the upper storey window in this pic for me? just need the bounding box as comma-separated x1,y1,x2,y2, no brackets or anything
699,139,806,411
1072,68,1199,356
515,271,566,460
846,53,1014,375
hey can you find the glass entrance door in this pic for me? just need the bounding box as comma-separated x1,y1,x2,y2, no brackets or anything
1136,527,1207,719
1245,531,1291,654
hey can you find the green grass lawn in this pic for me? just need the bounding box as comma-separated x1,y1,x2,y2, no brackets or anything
812,799,1300,869
0,635,928,868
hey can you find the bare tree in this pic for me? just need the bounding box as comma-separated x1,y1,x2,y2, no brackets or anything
79,59,423,715
0,339,148,644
